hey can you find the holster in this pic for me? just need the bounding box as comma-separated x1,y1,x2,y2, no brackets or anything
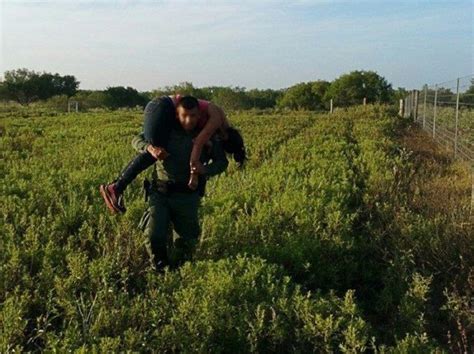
143,178,151,202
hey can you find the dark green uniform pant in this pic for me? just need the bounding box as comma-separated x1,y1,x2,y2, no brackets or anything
143,189,201,264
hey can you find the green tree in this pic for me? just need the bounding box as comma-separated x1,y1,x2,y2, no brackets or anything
246,88,282,109
3,68,40,104
311,80,331,109
104,86,147,109
460,79,474,104
325,70,393,107
151,82,212,101
0,80,8,101
2,68,79,105
278,81,329,110
210,87,252,111
72,90,110,110
392,87,408,102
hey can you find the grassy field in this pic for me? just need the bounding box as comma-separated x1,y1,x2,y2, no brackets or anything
1,105,472,352
417,105,474,160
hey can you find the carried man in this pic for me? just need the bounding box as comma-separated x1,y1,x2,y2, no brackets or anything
100,94,245,213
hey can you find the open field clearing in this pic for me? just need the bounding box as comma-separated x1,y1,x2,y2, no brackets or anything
1,106,472,352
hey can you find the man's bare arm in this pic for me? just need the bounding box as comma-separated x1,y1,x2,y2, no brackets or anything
189,102,225,165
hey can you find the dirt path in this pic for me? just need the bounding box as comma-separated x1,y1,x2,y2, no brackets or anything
398,122,472,224
397,122,473,352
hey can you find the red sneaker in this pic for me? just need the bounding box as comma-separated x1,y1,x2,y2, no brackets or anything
99,183,126,214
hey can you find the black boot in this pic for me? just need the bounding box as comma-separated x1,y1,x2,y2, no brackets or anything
114,151,156,194
153,248,170,274
173,238,197,269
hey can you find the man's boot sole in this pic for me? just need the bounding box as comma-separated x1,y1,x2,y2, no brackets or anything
99,184,120,214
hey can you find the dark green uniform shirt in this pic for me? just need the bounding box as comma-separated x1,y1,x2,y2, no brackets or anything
131,128,228,184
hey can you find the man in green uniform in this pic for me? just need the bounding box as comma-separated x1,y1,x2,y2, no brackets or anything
131,96,228,271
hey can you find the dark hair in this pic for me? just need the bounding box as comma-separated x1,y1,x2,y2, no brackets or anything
223,127,247,167
176,95,199,110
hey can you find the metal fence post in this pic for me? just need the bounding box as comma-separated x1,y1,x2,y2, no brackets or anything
414,90,419,122
405,95,410,118
408,95,411,118
408,91,413,118
471,166,474,217
330,99,333,113
433,85,438,138
454,78,460,159
409,96,412,118
422,86,427,129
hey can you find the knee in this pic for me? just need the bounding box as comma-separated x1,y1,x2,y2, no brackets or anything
145,209,168,243
144,100,158,114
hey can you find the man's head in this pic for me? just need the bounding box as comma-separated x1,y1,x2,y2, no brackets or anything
176,96,200,132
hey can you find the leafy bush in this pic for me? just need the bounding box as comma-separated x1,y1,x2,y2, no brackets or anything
1,105,470,351
325,71,393,107
278,81,330,110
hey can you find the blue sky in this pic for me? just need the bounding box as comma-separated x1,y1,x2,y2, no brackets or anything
1,0,472,91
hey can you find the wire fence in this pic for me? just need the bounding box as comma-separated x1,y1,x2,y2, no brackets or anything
402,74,474,162
401,74,474,215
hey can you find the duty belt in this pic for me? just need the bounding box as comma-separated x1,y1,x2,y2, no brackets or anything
144,178,195,200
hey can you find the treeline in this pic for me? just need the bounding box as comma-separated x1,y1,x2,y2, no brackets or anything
0,68,416,112
420,84,474,105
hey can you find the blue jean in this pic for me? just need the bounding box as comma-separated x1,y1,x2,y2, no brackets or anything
114,97,177,193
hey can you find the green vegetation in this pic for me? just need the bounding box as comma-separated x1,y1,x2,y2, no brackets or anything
0,68,79,105
1,69,400,112
276,80,330,111
422,105,474,150
324,71,393,107
1,105,472,352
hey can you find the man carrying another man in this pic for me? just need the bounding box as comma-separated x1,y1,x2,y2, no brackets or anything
131,96,229,270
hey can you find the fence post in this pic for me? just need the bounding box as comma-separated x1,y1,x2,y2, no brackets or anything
422,86,427,129
399,99,404,117
408,92,412,119
407,93,411,118
68,101,79,113
363,97,366,106
413,90,419,122
471,167,474,217
454,78,460,159
433,85,438,138
406,94,409,118
407,96,410,118
330,99,333,114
